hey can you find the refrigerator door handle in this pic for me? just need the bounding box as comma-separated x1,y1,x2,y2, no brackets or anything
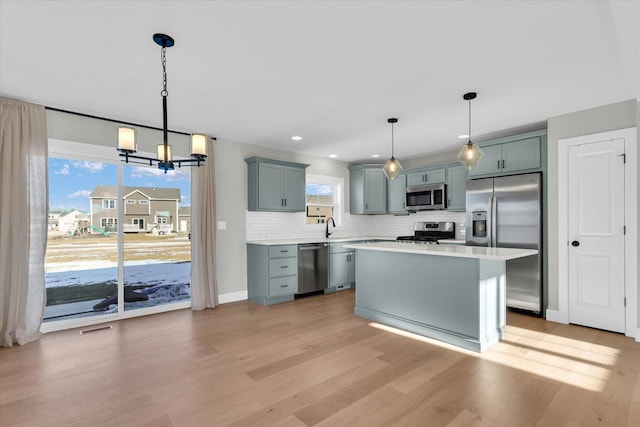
491,196,498,247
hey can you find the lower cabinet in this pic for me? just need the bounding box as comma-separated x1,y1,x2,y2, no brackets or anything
327,242,356,292
247,244,298,306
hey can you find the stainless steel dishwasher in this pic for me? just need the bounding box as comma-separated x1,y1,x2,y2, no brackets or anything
297,243,328,294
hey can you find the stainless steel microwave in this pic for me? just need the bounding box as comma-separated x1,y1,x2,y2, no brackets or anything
405,183,447,211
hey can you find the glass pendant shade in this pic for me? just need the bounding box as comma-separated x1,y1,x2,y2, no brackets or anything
117,127,136,152
157,144,172,162
383,157,403,179
190,133,207,158
457,141,484,170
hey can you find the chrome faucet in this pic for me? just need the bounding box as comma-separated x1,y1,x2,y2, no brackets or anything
325,216,336,238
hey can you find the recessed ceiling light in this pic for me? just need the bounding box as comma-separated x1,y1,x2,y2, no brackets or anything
371,154,380,158
291,136,302,141
458,134,469,139
329,154,337,158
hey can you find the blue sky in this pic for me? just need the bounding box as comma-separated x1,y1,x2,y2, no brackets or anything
49,157,191,212
306,183,333,195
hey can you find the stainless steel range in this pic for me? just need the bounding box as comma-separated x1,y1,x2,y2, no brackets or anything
396,221,455,244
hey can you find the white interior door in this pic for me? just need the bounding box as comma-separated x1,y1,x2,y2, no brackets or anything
568,138,625,333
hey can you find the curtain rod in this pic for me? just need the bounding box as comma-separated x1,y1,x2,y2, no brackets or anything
45,106,216,140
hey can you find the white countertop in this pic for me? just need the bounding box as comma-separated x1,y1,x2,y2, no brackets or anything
246,236,397,246
342,241,537,261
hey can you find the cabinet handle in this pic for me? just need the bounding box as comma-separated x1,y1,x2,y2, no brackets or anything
502,160,505,169
284,198,287,206
280,266,288,269
425,174,428,181
280,250,288,253
497,160,501,169
280,284,289,288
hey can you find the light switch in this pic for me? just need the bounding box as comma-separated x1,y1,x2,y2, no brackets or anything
217,221,226,230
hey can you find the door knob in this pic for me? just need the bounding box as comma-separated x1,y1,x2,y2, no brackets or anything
571,240,580,247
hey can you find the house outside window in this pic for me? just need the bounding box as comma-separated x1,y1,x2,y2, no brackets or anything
305,174,343,225
126,200,136,205
102,199,116,209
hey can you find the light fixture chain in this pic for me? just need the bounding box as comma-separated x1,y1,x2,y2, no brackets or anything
161,46,168,97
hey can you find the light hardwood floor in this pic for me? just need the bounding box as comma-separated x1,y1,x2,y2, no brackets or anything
1,290,639,426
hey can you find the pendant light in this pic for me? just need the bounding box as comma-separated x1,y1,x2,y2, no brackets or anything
383,118,403,179
117,33,207,173
457,92,483,170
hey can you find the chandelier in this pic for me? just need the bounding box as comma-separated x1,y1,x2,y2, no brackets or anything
117,33,207,172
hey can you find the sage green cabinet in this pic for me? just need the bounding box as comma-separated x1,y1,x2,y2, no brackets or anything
387,173,407,213
349,165,387,214
446,165,468,212
406,167,445,187
469,136,541,177
245,157,309,212
329,242,355,291
247,244,298,306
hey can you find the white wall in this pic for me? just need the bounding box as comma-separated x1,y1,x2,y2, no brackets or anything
547,99,638,330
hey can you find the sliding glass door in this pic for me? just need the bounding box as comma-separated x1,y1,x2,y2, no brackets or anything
123,164,191,313
44,157,119,322
43,141,191,330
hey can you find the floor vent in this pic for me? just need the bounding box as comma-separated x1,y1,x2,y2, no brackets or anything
79,325,113,335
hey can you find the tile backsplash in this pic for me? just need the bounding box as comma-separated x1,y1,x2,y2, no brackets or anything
246,210,467,241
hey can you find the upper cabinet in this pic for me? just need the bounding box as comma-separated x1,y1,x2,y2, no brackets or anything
446,164,468,212
468,132,545,178
245,157,309,212
387,173,407,214
349,165,387,214
406,167,446,187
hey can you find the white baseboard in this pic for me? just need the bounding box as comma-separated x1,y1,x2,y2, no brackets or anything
218,290,248,304
545,309,568,324
636,328,640,343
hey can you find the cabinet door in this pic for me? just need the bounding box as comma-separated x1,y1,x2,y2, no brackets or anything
329,252,350,287
501,137,541,173
406,168,445,186
446,165,467,211
282,166,306,211
406,169,427,187
364,168,387,213
258,163,284,210
468,144,502,177
387,174,407,213
347,252,356,283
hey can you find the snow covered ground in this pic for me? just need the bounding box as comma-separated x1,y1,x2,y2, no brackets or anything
44,262,191,322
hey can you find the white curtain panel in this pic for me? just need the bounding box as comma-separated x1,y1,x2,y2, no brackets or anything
0,97,48,347
190,137,218,309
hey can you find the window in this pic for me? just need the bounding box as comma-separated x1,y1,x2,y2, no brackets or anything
139,200,149,205
305,174,343,225
126,199,136,204
100,217,117,231
156,216,168,224
44,140,192,332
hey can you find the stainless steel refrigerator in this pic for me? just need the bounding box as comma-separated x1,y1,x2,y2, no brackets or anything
466,172,542,315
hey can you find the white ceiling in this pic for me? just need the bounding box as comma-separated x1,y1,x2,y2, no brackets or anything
1,1,639,163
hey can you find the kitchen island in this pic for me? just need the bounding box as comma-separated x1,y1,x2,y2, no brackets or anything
342,241,538,352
